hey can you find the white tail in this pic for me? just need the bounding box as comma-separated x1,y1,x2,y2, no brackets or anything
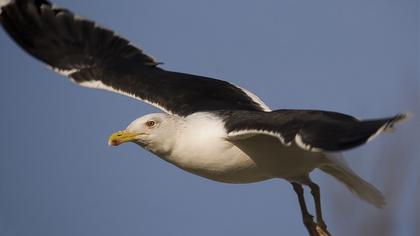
321,155,385,208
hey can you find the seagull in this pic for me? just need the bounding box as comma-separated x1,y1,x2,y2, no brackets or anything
0,0,408,235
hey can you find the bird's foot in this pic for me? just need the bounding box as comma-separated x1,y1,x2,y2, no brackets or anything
315,220,331,236
316,224,331,236
302,215,331,236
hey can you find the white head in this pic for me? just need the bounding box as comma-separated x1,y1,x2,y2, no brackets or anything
108,113,180,155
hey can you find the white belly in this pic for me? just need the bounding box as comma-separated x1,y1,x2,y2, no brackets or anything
168,141,270,183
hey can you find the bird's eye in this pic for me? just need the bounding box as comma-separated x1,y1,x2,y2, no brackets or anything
146,120,156,127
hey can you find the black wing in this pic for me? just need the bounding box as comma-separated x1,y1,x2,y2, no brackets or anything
223,110,408,152
0,0,270,116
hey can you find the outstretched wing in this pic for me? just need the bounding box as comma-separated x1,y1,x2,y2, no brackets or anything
224,110,408,152
0,0,270,116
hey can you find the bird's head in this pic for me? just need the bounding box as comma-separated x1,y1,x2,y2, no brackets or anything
108,113,177,153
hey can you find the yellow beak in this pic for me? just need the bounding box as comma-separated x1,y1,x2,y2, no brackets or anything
108,130,142,146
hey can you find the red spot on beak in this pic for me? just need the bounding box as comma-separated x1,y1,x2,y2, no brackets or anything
108,139,120,146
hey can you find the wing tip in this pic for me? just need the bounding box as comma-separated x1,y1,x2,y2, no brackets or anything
366,112,411,143
393,112,411,123
1,0,52,11
382,112,411,132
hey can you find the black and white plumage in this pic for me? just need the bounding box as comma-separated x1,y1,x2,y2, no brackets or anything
0,0,269,116
224,110,407,152
0,0,409,235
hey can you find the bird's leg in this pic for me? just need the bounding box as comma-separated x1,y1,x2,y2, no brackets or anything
308,181,331,236
291,182,319,236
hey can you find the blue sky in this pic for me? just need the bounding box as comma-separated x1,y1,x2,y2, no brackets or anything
0,0,419,235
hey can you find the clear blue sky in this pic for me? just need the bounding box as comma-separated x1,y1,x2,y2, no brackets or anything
0,0,419,235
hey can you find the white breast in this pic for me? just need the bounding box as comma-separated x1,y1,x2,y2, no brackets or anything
162,113,269,183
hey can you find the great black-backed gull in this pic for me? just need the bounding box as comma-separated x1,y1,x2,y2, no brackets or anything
0,1,409,235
